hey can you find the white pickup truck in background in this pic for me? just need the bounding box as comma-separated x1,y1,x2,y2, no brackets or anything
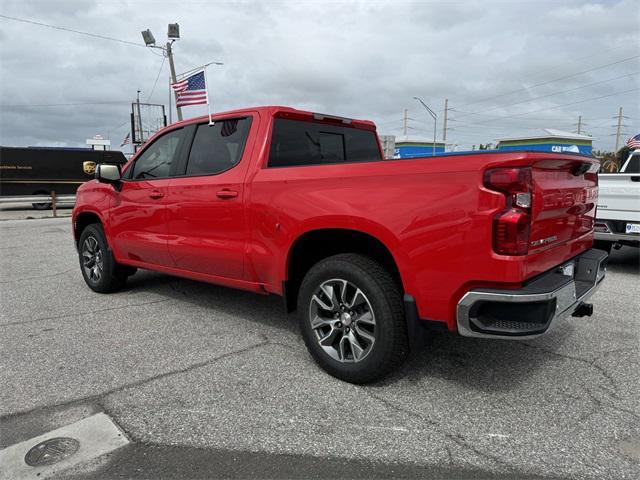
595,149,640,253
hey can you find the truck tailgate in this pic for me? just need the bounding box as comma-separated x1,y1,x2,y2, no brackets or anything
529,157,599,253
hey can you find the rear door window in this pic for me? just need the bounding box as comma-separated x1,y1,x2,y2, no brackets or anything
268,118,381,167
184,118,251,176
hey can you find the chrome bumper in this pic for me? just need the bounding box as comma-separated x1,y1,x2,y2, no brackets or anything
456,249,607,339
594,220,640,243
594,231,640,243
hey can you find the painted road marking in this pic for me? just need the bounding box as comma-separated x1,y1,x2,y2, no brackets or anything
0,412,129,480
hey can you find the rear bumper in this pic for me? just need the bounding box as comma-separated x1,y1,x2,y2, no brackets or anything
594,220,640,244
456,248,607,339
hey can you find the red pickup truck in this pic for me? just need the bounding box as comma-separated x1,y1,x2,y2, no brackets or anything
72,106,607,383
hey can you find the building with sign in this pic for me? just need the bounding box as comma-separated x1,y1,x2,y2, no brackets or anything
393,136,446,158
497,129,593,155
86,135,111,151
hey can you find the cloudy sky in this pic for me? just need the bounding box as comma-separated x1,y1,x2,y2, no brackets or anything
0,0,638,152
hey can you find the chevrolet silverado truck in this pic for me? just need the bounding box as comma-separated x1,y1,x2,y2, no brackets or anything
595,149,640,253
72,106,607,383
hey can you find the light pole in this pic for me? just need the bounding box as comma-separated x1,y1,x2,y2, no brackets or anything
413,96,437,156
142,24,182,121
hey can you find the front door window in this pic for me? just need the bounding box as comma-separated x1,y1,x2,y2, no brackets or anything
131,129,182,179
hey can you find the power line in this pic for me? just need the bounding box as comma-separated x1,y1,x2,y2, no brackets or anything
451,110,627,124
456,71,640,119
446,44,638,104
449,109,577,121
453,54,640,110
146,56,166,102
0,13,146,48
1,101,131,107
463,87,640,126
508,88,639,117
448,120,544,131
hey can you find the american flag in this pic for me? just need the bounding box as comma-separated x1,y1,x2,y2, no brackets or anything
120,132,131,147
626,133,640,149
171,70,208,107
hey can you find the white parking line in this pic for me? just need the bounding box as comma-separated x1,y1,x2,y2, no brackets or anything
0,412,129,480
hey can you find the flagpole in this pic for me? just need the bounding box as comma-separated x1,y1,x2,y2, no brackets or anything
203,66,214,125
178,60,223,79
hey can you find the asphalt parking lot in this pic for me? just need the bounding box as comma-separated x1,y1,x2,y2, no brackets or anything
1,215,638,479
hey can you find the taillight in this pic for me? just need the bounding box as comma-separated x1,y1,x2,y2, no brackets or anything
484,167,533,255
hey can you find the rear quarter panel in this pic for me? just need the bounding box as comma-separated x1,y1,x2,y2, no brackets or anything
248,151,599,329
250,154,508,326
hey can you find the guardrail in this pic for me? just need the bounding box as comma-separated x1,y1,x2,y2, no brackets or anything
0,192,75,217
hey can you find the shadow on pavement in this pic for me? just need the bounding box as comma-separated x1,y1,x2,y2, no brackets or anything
122,269,560,393
605,245,639,275
57,442,550,480
125,270,299,336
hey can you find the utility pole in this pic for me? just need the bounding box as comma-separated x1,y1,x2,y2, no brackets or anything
142,24,182,121
135,89,143,142
614,107,623,152
166,41,182,121
442,98,449,142
576,115,582,135
403,109,408,137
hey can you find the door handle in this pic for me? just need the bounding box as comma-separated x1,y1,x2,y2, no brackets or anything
216,189,238,199
149,190,164,199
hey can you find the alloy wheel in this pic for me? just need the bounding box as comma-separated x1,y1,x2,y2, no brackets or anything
309,278,376,363
82,236,103,283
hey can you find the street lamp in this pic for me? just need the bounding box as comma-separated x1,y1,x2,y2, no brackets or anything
142,24,182,121
141,29,156,46
167,23,180,40
413,96,438,156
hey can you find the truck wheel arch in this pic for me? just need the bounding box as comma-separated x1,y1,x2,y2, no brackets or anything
283,228,405,313
74,211,104,245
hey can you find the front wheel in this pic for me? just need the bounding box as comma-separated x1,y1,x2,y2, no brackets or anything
78,224,129,293
297,254,408,383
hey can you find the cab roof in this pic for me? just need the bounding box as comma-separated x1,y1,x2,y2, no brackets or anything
171,106,377,131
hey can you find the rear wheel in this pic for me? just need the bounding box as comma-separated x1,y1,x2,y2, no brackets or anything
78,224,130,293
298,254,408,383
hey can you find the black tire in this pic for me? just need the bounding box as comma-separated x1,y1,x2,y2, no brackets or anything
593,240,612,255
297,253,409,384
78,223,128,293
31,190,51,210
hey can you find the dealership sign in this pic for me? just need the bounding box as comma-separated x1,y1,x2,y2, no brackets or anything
551,145,581,153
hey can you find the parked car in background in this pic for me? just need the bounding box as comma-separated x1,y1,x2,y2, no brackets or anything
0,146,127,209
595,149,640,253
72,106,607,383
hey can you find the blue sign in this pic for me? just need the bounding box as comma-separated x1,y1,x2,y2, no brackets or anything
395,145,445,158
498,143,592,155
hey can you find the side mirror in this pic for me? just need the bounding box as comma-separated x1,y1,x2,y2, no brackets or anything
95,164,121,183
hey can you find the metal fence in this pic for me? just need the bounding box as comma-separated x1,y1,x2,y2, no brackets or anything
0,192,75,216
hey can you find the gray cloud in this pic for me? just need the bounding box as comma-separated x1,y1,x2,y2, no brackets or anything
0,0,638,151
